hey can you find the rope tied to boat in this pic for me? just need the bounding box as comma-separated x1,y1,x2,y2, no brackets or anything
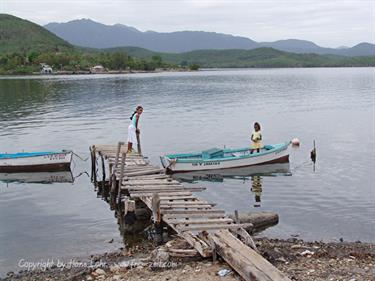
165,158,177,170
72,152,89,162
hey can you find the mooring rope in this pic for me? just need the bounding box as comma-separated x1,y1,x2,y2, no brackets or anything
72,152,90,162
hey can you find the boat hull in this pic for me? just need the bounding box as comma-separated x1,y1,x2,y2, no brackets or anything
0,152,73,173
161,143,290,173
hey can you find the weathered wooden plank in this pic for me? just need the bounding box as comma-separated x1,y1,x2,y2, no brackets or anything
130,194,196,200
163,213,227,219
125,187,185,193
123,181,181,186
124,169,164,177
160,200,213,206
177,223,254,232
179,231,212,258
152,193,161,223
123,174,169,180
230,227,257,251
210,229,291,281
161,209,225,215
165,218,233,225
161,205,212,210
130,190,193,196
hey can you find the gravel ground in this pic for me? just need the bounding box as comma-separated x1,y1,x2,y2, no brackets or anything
3,237,374,281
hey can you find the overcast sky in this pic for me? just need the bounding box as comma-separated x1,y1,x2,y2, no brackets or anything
1,0,374,47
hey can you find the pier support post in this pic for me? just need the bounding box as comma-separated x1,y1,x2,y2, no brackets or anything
117,152,126,205
136,132,142,155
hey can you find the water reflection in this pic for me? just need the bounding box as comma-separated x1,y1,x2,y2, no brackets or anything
95,181,152,247
172,163,291,183
251,175,263,207
172,164,291,210
0,171,74,184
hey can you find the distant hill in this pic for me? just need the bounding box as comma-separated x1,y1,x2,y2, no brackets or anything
0,14,73,53
45,19,375,56
45,19,258,53
103,46,375,68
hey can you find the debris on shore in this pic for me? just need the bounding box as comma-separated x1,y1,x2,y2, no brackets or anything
4,237,374,281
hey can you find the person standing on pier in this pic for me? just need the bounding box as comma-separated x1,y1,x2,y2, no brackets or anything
127,105,143,153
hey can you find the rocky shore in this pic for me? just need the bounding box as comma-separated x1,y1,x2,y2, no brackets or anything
3,236,374,281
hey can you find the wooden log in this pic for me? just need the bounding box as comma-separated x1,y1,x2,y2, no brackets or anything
228,212,279,232
209,229,291,281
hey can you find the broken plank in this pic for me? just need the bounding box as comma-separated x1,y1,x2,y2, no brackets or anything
210,229,291,281
179,231,212,258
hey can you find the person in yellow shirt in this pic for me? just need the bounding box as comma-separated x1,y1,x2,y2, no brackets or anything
250,122,262,154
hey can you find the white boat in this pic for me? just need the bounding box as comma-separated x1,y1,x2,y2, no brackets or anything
160,142,290,173
0,151,73,172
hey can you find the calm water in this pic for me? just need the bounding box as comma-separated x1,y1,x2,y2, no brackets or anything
0,68,374,275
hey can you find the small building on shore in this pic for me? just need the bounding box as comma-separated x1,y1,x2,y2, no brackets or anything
40,63,53,74
90,65,106,73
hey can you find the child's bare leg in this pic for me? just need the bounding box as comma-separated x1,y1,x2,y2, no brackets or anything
127,142,133,152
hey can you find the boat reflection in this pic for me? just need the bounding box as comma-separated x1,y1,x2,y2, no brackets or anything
0,171,74,184
172,163,291,183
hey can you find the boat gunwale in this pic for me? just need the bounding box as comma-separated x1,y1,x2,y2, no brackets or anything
163,141,290,163
0,151,72,160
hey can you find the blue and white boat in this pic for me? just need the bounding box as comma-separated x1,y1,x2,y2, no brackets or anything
0,151,73,172
160,142,290,173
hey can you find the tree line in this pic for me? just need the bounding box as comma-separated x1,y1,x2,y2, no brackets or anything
0,50,179,74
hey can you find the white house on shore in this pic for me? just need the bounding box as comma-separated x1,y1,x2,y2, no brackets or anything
90,65,106,73
40,63,53,74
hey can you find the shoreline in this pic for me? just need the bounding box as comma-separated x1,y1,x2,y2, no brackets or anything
1,66,375,77
3,236,374,281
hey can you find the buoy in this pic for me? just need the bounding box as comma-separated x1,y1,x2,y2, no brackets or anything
292,138,300,146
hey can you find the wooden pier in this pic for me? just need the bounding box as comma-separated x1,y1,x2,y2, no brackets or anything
90,142,291,281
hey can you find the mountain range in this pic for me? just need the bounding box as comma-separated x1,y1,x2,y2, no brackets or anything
45,19,375,56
